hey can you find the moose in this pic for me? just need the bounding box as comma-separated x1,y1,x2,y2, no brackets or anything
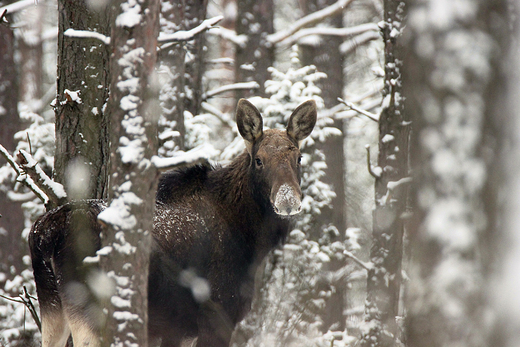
29,99,317,347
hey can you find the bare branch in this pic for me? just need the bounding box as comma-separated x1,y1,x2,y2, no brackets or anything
280,22,379,47
17,149,68,208
338,97,379,122
202,81,260,100
267,0,355,45
22,286,41,332
64,28,111,45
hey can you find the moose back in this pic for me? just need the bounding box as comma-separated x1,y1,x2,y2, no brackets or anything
29,99,317,347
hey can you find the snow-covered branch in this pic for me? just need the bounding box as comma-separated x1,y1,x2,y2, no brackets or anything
0,0,35,15
338,97,379,122
340,30,381,55
207,27,248,48
64,28,111,45
267,0,354,45
202,81,260,100
280,22,379,47
365,145,381,179
201,102,234,128
158,15,223,44
17,149,68,208
344,250,373,271
152,144,218,172
0,144,50,206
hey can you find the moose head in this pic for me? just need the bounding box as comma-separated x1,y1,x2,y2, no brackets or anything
236,99,317,216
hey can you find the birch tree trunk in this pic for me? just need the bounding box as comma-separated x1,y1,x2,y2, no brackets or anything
361,2,408,346
98,1,160,345
403,0,510,346
54,0,111,200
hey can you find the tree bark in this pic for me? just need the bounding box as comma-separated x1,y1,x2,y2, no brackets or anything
98,0,160,345
235,0,274,101
0,17,25,287
183,0,208,117
403,0,510,346
54,0,111,200
300,0,347,332
361,2,408,346
158,0,187,152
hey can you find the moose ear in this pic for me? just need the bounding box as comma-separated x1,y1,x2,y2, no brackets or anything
236,99,263,146
286,100,317,144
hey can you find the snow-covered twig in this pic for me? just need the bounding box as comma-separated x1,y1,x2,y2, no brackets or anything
151,144,218,172
207,27,247,48
381,177,412,205
340,30,381,55
201,102,234,128
338,97,379,122
267,0,354,44
158,15,223,44
279,22,379,47
202,81,260,100
344,250,373,271
17,149,67,208
64,28,111,45
0,144,49,206
365,145,381,179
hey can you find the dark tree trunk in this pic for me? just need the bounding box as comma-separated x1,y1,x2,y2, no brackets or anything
300,0,347,332
235,0,274,101
403,0,510,346
54,0,111,200
0,18,25,287
183,0,208,117
361,2,408,346
98,0,160,345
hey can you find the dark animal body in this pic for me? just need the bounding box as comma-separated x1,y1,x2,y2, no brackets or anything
29,99,317,347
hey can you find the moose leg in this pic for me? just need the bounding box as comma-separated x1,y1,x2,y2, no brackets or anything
196,302,235,347
41,309,71,347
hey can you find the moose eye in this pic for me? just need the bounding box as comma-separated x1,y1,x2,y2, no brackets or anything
255,158,263,167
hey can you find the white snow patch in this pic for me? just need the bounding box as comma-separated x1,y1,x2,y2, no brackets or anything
115,1,142,28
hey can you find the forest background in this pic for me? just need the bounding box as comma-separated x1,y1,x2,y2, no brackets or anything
0,0,519,346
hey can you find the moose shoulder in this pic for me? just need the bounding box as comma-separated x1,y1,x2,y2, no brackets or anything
29,99,317,347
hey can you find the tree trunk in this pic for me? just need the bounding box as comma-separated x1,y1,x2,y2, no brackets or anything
54,0,111,200
98,1,160,345
183,0,208,117
235,0,274,101
0,17,24,287
18,3,44,104
300,0,347,332
158,0,187,153
403,0,509,346
361,2,408,346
